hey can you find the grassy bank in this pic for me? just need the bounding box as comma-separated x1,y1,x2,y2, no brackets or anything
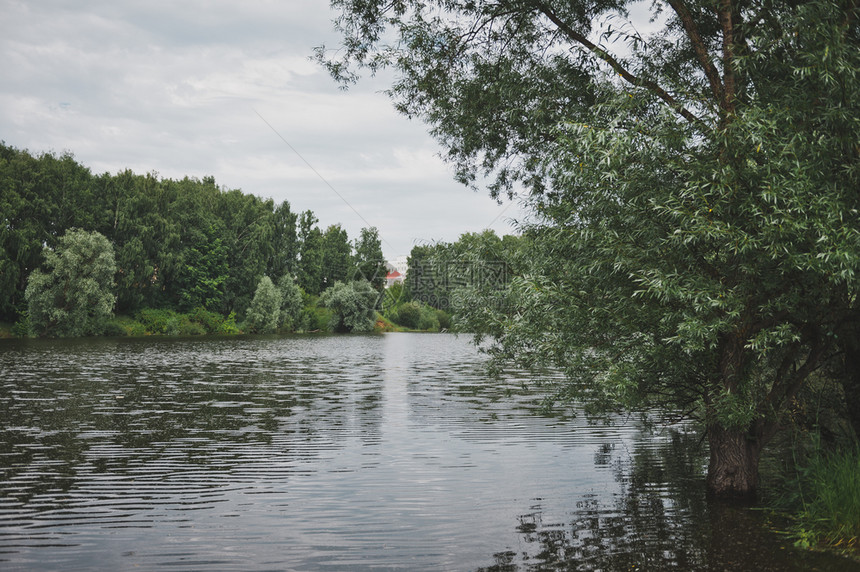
765,437,860,559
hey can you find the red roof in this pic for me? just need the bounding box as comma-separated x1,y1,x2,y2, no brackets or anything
386,270,402,279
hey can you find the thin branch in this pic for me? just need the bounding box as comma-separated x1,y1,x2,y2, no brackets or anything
526,0,706,129
717,0,737,114
666,0,724,103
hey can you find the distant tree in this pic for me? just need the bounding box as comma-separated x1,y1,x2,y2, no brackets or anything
269,200,299,280
297,210,324,295
244,276,282,334
320,224,351,289
25,228,116,337
319,279,378,333
352,226,386,290
406,243,449,310
277,274,304,331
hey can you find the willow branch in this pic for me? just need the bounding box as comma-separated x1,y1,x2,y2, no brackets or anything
666,0,724,103
527,0,705,129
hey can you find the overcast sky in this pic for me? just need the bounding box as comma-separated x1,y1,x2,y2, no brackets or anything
1,0,530,260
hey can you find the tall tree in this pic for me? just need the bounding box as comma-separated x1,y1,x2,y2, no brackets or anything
269,200,299,280
320,0,860,495
320,223,352,291
352,226,387,291
218,189,276,315
297,210,324,295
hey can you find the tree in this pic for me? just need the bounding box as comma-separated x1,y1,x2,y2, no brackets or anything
297,210,324,295
244,275,282,334
319,279,378,333
277,274,305,331
25,228,116,337
320,0,860,495
269,200,299,280
218,189,276,315
352,226,387,291
320,223,352,290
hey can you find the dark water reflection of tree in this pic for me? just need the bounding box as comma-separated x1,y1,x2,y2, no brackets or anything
478,429,859,572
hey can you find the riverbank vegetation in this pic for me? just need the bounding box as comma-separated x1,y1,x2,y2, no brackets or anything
1,142,505,337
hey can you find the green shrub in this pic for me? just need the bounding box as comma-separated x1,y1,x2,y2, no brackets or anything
394,302,421,329
26,229,116,337
299,306,331,332
792,447,860,549
136,308,180,335
11,312,30,337
319,280,378,333
771,442,860,552
189,307,224,334
277,275,304,331
417,304,440,331
218,312,240,334
245,276,282,334
435,309,452,330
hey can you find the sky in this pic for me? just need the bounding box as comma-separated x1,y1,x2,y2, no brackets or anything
0,0,529,261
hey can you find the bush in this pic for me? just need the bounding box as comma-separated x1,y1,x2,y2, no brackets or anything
136,308,180,335
11,312,30,337
319,280,377,333
99,315,148,337
277,275,304,331
394,302,421,329
244,276,282,334
789,447,860,550
768,434,860,553
26,229,116,337
417,304,440,331
436,309,452,330
189,307,224,334
218,312,240,334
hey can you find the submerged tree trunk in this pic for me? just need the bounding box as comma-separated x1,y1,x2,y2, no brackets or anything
706,424,762,497
706,333,762,497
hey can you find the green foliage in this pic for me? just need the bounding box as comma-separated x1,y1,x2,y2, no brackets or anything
135,308,185,335
0,143,347,325
302,305,332,332
322,0,860,494
103,315,147,337
393,301,421,329
277,275,304,331
11,312,29,338
772,443,860,552
297,211,324,295
133,307,237,336
389,300,447,331
416,304,440,331
244,276,282,334
435,309,451,330
320,224,352,291
352,226,387,290
319,279,378,333
26,229,116,337
269,201,298,280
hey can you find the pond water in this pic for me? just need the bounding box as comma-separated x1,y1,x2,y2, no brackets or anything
0,333,856,571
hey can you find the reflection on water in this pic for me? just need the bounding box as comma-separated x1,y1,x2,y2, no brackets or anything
0,333,856,571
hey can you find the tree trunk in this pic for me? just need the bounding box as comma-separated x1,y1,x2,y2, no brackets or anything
706,424,762,498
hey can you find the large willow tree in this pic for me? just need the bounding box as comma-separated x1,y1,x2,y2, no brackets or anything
319,0,860,495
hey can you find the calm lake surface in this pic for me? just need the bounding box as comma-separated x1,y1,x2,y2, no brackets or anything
1,333,857,571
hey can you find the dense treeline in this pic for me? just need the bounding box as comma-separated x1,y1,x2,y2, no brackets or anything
0,142,387,329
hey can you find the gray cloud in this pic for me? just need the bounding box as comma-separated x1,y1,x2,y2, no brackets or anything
1,0,525,259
